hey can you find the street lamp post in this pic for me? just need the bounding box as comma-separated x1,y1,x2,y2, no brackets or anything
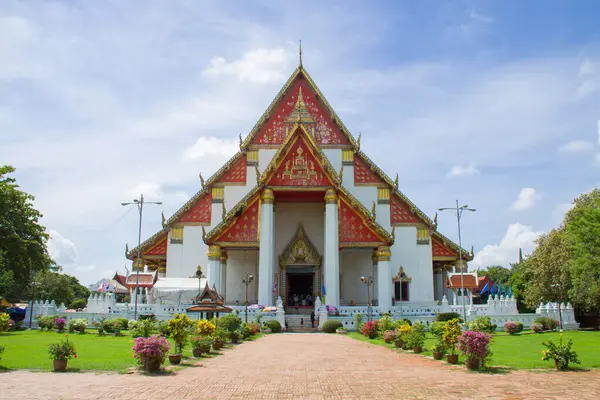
360,276,374,322
241,274,254,323
438,200,475,324
28,281,39,329
121,194,162,320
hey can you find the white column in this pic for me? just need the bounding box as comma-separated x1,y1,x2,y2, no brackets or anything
324,189,340,308
376,245,392,313
206,245,221,290
220,252,228,299
258,189,275,306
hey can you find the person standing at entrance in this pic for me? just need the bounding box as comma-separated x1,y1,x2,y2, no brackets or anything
310,311,315,328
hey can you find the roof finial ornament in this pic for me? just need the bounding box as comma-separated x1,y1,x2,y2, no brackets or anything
255,165,261,184
338,165,344,183
470,245,474,258
391,226,395,241
199,172,205,188
125,243,129,257
371,201,377,220
433,212,438,230
221,200,226,220
202,226,207,243
356,132,361,152
161,211,166,228
394,173,399,189
239,133,243,150
299,39,303,68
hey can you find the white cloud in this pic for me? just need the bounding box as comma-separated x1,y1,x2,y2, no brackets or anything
467,9,495,23
579,59,596,76
511,188,540,211
182,136,239,161
559,140,594,153
203,48,292,84
473,223,542,267
47,229,78,265
447,163,480,177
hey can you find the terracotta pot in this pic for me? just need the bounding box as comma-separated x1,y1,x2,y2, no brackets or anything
231,336,239,344
169,354,182,365
465,358,480,370
192,348,203,357
413,346,423,354
144,359,161,373
53,359,67,372
432,351,444,360
213,341,224,350
199,344,211,353
554,359,568,370
394,340,404,348
446,354,459,364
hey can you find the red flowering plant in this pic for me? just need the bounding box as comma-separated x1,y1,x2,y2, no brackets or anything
54,317,67,332
383,329,397,344
48,334,77,361
132,334,170,370
360,320,379,339
456,330,492,362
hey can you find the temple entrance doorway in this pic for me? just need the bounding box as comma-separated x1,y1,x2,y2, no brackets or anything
286,271,314,309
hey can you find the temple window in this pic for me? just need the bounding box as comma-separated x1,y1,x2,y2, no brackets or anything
394,281,409,301
170,227,184,244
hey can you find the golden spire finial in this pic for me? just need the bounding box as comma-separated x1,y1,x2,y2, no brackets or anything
239,133,243,150
433,212,438,229
391,226,395,241
125,243,129,257
394,173,399,189
199,172,205,188
255,164,261,184
299,40,303,67
202,226,207,242
356,132,361,151
161,211,166,228
221,200,226,220
371,201,377,220
338,165,344,183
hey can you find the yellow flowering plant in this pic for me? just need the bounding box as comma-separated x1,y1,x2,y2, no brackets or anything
197,320,216,336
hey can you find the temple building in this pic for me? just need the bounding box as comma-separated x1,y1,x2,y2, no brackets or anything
126,58,473,313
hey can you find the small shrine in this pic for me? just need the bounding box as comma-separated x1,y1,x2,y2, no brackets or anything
186,282,232,319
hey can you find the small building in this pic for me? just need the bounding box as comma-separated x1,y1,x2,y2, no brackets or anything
187,282,232,319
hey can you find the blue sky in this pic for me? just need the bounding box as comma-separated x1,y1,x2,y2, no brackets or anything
1,1,599,285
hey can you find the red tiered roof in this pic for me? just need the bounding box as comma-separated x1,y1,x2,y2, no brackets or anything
354,156,383,185
144,235,167,256
214,197,259,243
217,156,247,184
178,193,212,224
252,76,348,146
432,237,458,258
390,194,420,224
339,198,384,244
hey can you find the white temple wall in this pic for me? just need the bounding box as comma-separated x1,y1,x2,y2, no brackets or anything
225,250,259,304
389,226,427,303
340,249,373,305
258,149,277,174
274,202,325,257
166,226,206,279
416,240,435,302
322,149,342,175
223,166,258,213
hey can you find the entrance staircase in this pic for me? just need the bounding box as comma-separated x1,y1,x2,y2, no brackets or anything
285,313,318,332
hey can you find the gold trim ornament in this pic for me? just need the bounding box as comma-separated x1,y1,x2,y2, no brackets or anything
279,223,322,268
207,245,221,260
261,188,275,204
376,245,391,262
324,188,338,204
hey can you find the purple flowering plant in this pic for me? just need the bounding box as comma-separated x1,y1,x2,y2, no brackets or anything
54,317,67,331
456,330,492,361
132,335,170,368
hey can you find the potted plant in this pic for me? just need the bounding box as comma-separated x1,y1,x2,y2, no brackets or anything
48,335,77,372
442,318,461,364
383,329,396,344
396,324,412,349
54,317,67,333
132,334,170,373
167,313,194,364
230,330,241,344
456,330,492,370
431,341,445,360
336,327,348,335
212,328,227,350
408,322,426,353
541,334,580,370
190,335,213,357
92,321,104,336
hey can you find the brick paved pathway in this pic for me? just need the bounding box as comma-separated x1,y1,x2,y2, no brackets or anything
1,333,599,400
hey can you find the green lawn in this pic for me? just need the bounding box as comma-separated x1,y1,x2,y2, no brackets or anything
0,330,248,372
348,330,600,370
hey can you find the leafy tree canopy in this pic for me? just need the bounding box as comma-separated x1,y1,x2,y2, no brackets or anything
479,265,512,287
0,165,55,302
35,270,90,307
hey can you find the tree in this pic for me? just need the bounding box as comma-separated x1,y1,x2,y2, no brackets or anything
34,270,90,307
566,199,600,314
479,265,512,287
0,166,55,302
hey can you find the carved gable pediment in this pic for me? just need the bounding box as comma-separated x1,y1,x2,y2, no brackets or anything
279,223,322,268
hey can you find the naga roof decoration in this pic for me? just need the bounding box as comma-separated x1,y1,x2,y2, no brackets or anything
204,186,262,244
339,196,387,246
243,66,356,148
213,196,260,244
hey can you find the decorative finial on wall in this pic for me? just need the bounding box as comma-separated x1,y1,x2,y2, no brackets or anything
199,172,205,188
255,165,261,184
161,211,166,228
338,165,344,183
394,173,399,189
125,243,129,257
356,132,361,151
371,201,377,220
239,133,243,150
202,226,207,242
222,200,226,220
433,212,438,229
391,226,395,241
299,39,303,67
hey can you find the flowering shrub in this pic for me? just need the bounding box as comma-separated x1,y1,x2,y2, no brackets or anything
456,330,492,361
36,315,57,330
378,314,395,333
197,320,216,336
68,318,88,333
0,313,10,333
354,313,363,331
0,345,4,360
48,335,77,360
54,317,67,332
247,322,261,335
542,335,580,370
129,319,157,338
406,322,426,348
132,335,170,370
92,321,104,335
383,329,397,344
397,324,412,342
360,320,379,339
503,321,523,335
441,318,462,355
430,321,446,338
531,323,543,333
468,316,496,334
534,317,558,331
190,335,213,350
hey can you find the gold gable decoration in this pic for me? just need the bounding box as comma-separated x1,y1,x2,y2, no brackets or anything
279,223,322,268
